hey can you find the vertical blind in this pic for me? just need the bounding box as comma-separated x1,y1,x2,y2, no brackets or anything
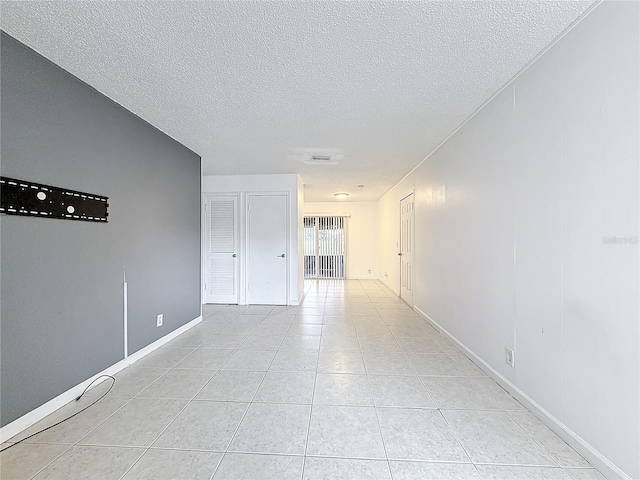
304,216,347,279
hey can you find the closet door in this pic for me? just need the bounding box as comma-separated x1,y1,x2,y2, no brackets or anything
247,194,288,305
205,194,239,304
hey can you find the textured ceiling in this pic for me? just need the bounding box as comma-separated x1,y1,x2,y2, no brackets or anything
1,1,594,201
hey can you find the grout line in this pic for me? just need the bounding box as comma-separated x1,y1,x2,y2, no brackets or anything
435,405,478,475
119,306,268,479
378,284,479,476
352,297,394,478
300,330,321,478
504,410,573,469
118,346,237,479
23,444,75,480
21,384,141,479
210,315,296,478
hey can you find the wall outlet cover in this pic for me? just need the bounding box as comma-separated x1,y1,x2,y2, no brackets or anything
156,314,163,327
505,348,515,367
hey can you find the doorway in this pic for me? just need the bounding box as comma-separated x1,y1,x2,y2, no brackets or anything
303,216,346,279
204,194,239,304
400,193,415,306
247,194,288,305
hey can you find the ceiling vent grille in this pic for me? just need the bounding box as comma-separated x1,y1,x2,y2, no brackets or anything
303,154,338,165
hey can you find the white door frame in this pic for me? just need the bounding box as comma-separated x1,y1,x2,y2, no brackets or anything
203,193,240,304
400,192,415,306
245,192,290,305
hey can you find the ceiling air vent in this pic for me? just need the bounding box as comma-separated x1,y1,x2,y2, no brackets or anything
291,148,342,165
302,154,338,166
310,155,332,162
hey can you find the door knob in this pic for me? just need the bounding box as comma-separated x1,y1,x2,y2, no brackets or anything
278,254,286,258
232,254,237,258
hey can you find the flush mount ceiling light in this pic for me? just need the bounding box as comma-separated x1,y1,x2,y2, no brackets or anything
334,193,349,199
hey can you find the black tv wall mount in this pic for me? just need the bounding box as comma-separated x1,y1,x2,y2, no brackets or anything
0,176,109,222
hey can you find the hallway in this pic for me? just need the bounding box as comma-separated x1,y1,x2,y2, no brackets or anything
2,280,603,479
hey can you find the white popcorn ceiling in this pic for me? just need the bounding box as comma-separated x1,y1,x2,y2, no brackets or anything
1,1,594,201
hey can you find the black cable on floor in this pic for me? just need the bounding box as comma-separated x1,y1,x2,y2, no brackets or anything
0,375,116,453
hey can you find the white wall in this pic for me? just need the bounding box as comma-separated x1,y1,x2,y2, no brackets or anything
305,202,379,279
203,174,303,305
378,2,639,479
297,176,305,299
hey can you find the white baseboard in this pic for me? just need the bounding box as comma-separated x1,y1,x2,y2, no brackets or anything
412,305,630,480
377,278,399,296
0,315,202,443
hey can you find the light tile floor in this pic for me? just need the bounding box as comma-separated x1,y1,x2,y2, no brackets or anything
2,280,606,479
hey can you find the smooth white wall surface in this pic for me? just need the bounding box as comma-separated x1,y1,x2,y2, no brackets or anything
378,2,639,478
305,202,379,279
203,174,302,305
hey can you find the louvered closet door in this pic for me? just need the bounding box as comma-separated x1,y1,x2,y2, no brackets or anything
205,195,239,304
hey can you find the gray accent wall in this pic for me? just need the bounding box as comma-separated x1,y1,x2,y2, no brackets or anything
0,33,201,427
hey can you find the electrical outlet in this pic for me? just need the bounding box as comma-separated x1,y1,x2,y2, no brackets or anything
505,348,515,367
156,314,163,327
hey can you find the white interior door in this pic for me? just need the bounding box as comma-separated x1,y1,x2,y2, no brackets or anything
205,195,239,304
247,194,288,305
400,193,415,306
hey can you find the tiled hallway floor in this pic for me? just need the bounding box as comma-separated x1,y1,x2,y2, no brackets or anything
2,280,605,479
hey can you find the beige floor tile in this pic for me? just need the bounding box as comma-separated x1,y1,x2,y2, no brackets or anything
122,449,222,480
33,445,143,480
0,443,70,480
153,401,248,451
213,453,303,480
